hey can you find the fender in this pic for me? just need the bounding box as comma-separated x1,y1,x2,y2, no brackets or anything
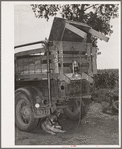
15,86,46,114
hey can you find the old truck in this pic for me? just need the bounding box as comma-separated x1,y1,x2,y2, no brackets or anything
15,17,109,132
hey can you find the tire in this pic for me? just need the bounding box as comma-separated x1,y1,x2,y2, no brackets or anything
15,91,39,132
112,100,119,113
63,99,87,121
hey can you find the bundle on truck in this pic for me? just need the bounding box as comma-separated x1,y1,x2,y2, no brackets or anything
15,17,109,132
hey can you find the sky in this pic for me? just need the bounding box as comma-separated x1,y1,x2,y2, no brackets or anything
14,4,120,69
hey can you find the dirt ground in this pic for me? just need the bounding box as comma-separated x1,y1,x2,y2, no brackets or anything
15,102,119,146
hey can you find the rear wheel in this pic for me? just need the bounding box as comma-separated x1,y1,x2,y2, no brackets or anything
63,99,87,120
112,100,119,113
15,91,39,132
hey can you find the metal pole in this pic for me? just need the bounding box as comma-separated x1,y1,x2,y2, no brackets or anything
46,42,52,107
78,55,83,126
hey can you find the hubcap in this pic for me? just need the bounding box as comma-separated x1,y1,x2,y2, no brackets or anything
20,106,30,119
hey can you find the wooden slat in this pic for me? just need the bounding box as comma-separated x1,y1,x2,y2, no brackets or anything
65,23,87,39
63,66,88,73
51,46,59,73
89,28,109,42
87,44,92,76
92,47,97,74
16,55,52,60
71,42,88,52
63,51,79,54
63,63,89,67
16,63,54,74
63,54,87,58
66,20,90,28
53,41,88,52
62,41,87,52
63,57,87,64
57,42,64,73
63,63,72,67
16,73,59,81
16,74,48,81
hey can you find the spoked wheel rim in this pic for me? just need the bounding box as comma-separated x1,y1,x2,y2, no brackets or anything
67,99,80,115
16,98,31,127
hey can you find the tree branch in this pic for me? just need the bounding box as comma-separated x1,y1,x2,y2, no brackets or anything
84,4,99,11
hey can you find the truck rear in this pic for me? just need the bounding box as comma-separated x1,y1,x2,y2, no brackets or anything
15,17,109,132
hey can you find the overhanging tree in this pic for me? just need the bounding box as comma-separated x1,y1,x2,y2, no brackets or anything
31,4,119,46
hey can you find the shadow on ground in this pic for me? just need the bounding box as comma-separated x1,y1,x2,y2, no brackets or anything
15,102,119,145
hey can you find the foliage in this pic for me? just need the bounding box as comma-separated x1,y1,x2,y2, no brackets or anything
30,4,119,47
93,69,119,104
94,69,118,89
92,69,119,106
